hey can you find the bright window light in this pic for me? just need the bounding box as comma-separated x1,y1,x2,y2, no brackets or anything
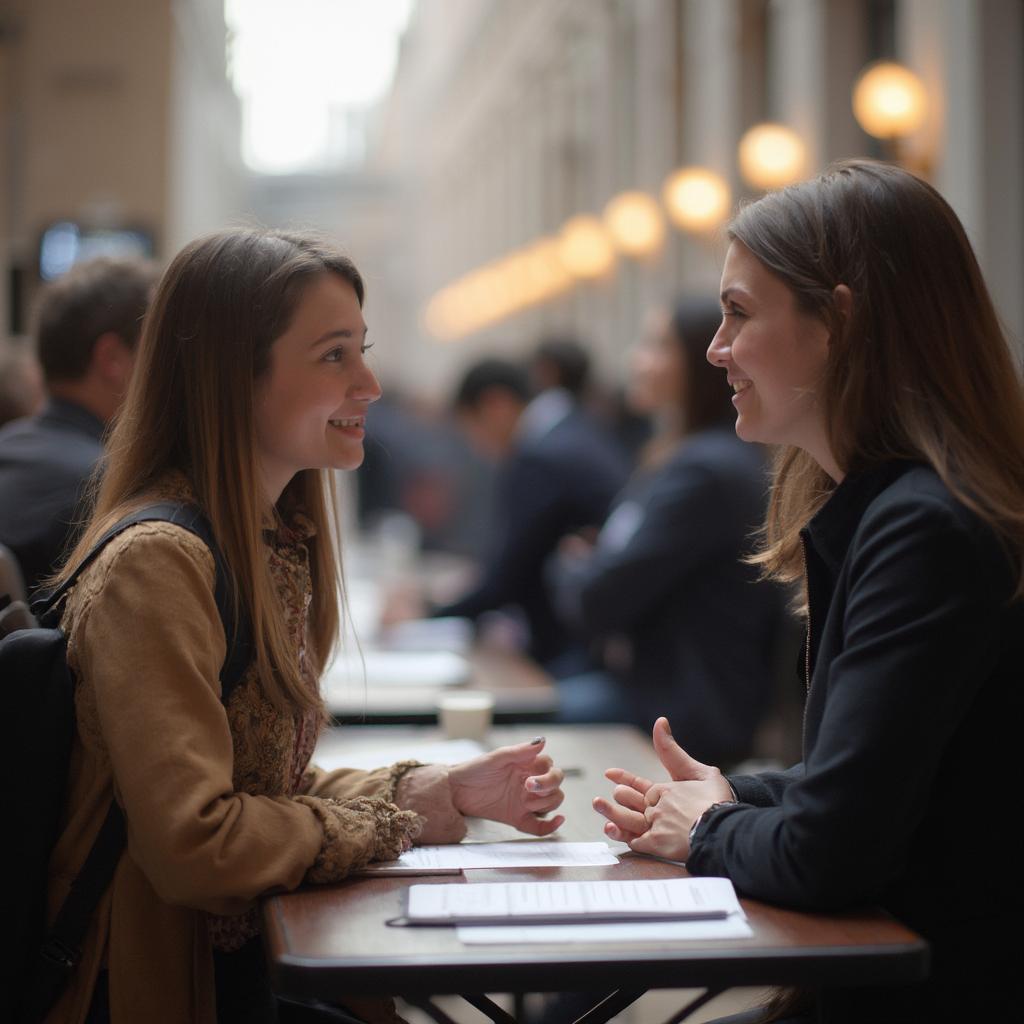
224,0,413,174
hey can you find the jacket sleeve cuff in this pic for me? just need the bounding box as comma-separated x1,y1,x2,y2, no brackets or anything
296,795,422,883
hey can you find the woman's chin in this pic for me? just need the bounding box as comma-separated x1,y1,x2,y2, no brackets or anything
733,416,758,443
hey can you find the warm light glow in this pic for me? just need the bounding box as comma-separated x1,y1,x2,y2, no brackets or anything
738,123,807,190
852,61,928,139
557,215,616,279
423,287,467,341
517,239,574,303
662,167,732,232
423,237,576,341
602,191,665,257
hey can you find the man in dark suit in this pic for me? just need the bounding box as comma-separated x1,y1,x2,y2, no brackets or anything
433,358,629,666
0,257,156,597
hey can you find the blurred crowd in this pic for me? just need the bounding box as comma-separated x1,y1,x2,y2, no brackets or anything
0,254,794,769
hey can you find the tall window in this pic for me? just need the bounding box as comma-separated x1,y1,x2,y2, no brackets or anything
224,0,413,175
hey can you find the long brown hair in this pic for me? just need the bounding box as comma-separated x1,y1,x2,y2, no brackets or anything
731,159,1024,597
54,228,365,713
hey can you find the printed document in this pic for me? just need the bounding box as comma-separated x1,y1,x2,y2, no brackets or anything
406,876,740,925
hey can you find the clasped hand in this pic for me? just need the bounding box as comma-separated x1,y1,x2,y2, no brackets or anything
592,717,733,861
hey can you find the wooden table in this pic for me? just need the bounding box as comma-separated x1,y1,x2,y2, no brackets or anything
264,726,928,1023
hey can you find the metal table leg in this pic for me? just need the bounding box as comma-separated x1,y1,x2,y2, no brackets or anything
571,988,647,1024
659,988,725,1024
401,996,460,1024
461,993,518,1023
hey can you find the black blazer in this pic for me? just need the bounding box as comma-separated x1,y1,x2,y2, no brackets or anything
686,461,1021,1018
572,427,780,764
0,399,105,596
435,403,627,663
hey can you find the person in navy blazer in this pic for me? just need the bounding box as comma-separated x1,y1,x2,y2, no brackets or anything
433,358,629,666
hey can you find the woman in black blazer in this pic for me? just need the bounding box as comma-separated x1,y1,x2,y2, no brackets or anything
594,160,1024,1021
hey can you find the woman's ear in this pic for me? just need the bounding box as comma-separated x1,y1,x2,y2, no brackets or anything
832,284,853,321
826,284,854,351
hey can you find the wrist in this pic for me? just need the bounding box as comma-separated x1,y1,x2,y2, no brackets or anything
687,800,738,848
395,764,467,844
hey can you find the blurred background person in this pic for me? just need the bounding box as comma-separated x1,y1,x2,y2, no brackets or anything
0,336,45,427
0,257,156,597
527,334,591,400
421,356,629,669
356,388,495,560
529,334,652,462
552,298,784,767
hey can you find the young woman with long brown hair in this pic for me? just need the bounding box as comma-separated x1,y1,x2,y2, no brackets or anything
594,160,1023,1020
42,229,565,1024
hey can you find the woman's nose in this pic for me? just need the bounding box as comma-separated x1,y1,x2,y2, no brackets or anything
355,364,382,403
706,322,729,367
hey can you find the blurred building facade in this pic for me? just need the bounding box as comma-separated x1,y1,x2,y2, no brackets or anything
0,0,244,336
2,1,1021,401
371,0,1024,397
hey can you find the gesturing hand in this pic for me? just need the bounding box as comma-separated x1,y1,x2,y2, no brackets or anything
592,717,733,860
448,737,565,836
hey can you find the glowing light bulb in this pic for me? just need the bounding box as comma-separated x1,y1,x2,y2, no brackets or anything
662,167,732,232
602,191,666,257
738,123,807,190
556,215,616,279
853,61,928,139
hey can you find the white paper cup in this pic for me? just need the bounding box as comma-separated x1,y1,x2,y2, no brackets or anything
437,691,495,741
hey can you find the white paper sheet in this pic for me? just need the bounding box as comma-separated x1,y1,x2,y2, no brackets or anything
377,617,474,654
363,841,619,876
456,917,753,944
323,650,470,690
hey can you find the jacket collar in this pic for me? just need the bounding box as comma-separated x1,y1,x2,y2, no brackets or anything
40,397,105,442
517,388,574,444
804,459,918,574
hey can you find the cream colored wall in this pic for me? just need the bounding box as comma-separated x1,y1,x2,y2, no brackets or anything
1,0,245,333
18,0,172,248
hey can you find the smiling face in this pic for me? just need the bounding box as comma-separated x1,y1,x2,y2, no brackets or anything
708,241,838,478
253,272,381,502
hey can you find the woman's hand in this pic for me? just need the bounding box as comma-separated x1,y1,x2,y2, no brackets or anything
592,717,733,860
448,737,565,836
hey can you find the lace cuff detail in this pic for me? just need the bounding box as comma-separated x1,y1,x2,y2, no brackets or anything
382,759,426,803
297,794,422,883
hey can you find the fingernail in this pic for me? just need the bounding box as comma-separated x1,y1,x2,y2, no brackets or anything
527,779,540,791
530,736,544,745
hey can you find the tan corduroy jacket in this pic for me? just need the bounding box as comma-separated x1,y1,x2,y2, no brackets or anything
43,492,431,1024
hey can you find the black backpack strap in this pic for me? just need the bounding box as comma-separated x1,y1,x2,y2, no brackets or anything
25,804,126,1021
34,502,252,696
23,502,253,1022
